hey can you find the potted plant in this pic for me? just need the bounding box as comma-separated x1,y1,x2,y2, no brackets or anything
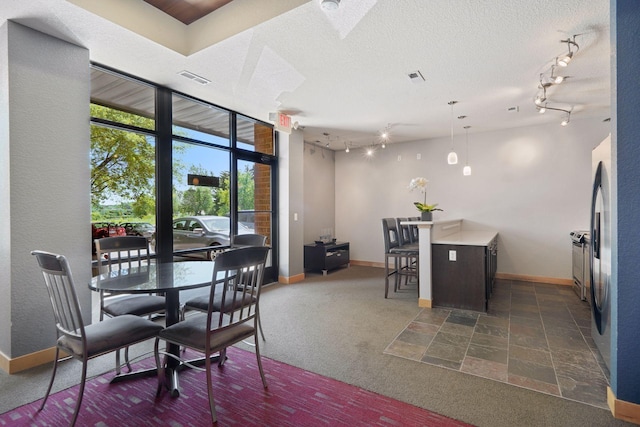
408,177,443,221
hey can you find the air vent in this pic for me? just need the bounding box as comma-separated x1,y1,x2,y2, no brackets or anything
177,70,210,85
408,70,425,83
507,106,520,113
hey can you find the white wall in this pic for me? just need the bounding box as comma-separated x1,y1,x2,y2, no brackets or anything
333,118,610,279
278,129,305,279
303,142,335,243
0,22,90,358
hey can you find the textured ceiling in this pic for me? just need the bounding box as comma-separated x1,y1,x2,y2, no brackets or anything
1,0,610,151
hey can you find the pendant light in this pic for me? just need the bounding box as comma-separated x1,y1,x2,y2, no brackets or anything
463,125,472,176
447,101,458,165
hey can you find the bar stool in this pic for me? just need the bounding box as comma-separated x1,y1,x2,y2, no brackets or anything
382,218,419,298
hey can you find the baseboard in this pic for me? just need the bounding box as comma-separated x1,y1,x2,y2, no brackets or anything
609,386,640,424
418,298,432,308
495,273,573,286
0,347,62,374
278,272,305,284
350,260,384,268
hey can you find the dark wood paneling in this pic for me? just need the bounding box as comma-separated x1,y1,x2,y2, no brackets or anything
432,244,487,312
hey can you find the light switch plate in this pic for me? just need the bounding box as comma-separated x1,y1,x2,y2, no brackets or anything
449,250,457,261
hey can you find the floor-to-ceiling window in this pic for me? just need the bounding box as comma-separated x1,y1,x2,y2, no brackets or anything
90,65,277,280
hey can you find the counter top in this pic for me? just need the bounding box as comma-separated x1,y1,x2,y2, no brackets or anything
431,230,498,246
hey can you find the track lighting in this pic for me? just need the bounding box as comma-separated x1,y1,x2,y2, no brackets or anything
550,65,565,84
558,36,579,67
538,105,546,114
447,101,458,165
561,112,571,126
344,142,350,153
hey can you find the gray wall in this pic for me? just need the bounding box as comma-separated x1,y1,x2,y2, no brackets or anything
330,117,609,279
0,22,90,358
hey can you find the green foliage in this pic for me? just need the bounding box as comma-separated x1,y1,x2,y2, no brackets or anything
413,202,443,212
90,104,155,207
238,164,255,210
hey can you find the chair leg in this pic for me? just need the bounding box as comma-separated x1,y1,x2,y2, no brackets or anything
254,333,268,389
124,346,132,372
115,350,121,375
70,359,88,427
257,308,266,341
218,348,227,367
205,352,218,424
384,255,390,298
154,338,164,397
39,347,60,411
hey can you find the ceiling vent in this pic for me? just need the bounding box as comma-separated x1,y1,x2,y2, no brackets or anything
177,70,210,85
408,70,425,83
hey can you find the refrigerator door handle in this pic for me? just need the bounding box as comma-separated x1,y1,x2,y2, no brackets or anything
590,161,604,334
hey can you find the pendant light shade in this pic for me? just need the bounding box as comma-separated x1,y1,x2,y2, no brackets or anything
448,151,459,165
463,125,471,176
447,101,458,165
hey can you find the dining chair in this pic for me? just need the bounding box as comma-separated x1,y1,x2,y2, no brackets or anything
154,245,270,424
94,236,165,372
382,218,419,298
32,250,163,427
182,235,268,340
233,233,267,247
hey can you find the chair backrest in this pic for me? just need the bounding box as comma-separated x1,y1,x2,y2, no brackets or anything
31,251,86,347
206,246,270,338
382,218,401,252
94,236,150,273
233,233,267,247
409,217,420,242
396,218,413,245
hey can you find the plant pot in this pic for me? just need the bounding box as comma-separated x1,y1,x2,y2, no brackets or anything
421,211,433,221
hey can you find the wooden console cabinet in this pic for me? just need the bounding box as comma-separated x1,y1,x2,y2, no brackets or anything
304,241,350,275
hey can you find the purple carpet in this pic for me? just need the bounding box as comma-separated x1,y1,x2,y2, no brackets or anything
1,347,472,426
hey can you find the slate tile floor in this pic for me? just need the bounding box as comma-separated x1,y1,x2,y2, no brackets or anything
384,279,610,409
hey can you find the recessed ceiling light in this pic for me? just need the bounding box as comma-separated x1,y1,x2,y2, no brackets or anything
321,0,340,11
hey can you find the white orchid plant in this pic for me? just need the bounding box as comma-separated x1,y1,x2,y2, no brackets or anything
408,177,442,213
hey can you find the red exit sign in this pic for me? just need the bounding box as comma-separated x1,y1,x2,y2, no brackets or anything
278,113,291,128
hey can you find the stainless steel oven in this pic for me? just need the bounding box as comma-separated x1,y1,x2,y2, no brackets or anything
570,230,589,300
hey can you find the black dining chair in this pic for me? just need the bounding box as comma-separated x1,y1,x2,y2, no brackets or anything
95,236,166,373
154,246,270,425
233,233,267,247
32,250,163,427
182,235,269,341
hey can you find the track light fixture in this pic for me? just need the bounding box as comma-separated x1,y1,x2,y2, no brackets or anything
344,142,350,153
447,101,458,165
533,33,581,125
550,65,565,84
558,36,579,67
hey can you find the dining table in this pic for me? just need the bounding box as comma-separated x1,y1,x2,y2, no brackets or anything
89,260,216,397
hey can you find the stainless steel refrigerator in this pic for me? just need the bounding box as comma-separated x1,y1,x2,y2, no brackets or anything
590,135,611,375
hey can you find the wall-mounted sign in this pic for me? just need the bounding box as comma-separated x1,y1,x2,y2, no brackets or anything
188,174,219,188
